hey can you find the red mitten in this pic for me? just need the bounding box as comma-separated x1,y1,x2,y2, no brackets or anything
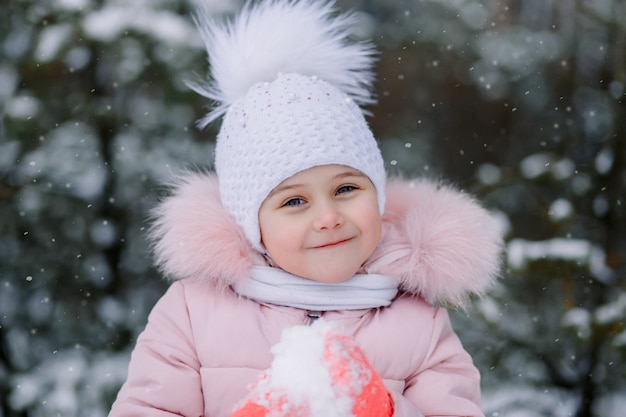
323,331,393,417
230,319,393,417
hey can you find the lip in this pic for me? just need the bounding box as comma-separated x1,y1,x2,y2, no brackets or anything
311,237,353,249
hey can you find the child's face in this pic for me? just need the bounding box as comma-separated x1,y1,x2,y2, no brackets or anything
258,164,382,283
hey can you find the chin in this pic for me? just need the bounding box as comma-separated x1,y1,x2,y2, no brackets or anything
304,269,357,283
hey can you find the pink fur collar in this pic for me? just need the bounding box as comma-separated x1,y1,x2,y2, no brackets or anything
149,172,502,307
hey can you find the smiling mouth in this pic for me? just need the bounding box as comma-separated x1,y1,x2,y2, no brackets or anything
312,238,352,249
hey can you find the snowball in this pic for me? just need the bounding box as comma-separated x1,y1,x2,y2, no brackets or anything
255,319,363,417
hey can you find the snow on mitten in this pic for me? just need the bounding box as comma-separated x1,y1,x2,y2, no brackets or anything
229,319,393,417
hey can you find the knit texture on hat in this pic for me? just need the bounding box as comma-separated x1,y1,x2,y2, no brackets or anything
189,0,386,250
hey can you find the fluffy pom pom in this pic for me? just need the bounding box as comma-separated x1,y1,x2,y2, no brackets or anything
188,0,377,127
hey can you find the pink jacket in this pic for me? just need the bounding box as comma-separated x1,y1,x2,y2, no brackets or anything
109,173,502,417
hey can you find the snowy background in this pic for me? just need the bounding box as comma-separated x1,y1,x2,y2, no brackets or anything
1,0,625,416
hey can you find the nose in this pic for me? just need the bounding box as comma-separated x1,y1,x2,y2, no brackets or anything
312,202,344,231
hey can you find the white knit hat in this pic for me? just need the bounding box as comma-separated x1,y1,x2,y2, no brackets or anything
189,0,386,251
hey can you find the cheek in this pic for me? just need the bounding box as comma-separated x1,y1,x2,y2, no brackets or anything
261,219,300,259
360,206,383,250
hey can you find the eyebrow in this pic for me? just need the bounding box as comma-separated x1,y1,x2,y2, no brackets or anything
334,169,367,180
267,169,367,198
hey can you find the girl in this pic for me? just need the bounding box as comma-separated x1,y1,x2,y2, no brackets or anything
109,1,502,416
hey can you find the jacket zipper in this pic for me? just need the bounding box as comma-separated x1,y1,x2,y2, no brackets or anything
307,310,323,325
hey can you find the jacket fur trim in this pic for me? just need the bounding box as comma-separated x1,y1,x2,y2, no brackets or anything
149,172,503,307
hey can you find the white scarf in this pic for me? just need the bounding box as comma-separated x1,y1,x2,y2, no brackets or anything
233,266,399,311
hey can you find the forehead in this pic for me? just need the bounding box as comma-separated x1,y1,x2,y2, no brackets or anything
266,165,367,199
279,164,366,185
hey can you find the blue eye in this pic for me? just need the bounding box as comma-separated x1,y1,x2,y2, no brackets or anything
283,197,306,207
336,185,357,195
